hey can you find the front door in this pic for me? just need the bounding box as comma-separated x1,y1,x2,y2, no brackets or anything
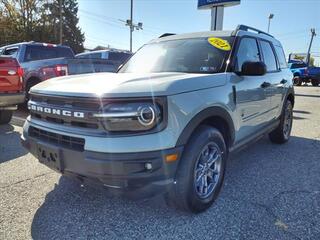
232,37,271,142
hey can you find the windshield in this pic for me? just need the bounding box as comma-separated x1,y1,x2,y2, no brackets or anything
119,37,233,74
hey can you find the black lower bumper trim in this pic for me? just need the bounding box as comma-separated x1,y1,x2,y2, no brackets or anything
21,135,184,198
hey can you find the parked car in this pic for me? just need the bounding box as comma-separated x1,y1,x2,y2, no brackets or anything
0,57,24,124
22,25,294,213
308,66,320,86
0,42,118,99
289,61,320,86
76,49,132,69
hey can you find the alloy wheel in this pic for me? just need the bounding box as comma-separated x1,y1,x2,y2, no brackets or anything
194,142,222,199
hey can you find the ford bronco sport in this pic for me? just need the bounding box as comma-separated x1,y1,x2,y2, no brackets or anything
21,25,294,213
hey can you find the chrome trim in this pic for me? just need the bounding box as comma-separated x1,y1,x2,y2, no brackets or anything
93,112,139,118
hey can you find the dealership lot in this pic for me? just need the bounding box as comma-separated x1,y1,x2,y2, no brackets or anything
0,86,319,240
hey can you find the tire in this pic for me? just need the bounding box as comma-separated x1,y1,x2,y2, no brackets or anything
293,76,302,86
0,110,13,124
311,79,319,87
167,125,227,213
269,100,293,144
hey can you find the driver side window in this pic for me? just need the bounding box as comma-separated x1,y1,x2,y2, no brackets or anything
235,38,260,72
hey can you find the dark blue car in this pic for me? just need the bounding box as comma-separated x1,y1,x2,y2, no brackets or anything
289,61,320,86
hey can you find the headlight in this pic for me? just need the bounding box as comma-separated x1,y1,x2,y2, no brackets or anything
93,98,167,133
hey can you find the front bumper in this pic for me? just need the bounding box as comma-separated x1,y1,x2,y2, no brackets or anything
21,134,184,198
0,93,25,109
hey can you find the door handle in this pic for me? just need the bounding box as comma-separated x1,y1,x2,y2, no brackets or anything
261,82,271,88
280,79,287,84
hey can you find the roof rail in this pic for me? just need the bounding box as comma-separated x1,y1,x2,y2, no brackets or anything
159,33,176,38
235,25,274,38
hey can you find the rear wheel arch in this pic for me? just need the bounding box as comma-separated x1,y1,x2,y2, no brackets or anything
25,77,41,99
176,107,235,149
293,72,300,77
26,76,41,89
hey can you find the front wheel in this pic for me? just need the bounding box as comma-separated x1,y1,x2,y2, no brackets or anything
269,100,293,144
167,125,227,213
0,110,13,125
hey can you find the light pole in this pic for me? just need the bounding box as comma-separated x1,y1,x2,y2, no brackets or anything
267,14,274,33
125,0,143,52
307,28,316,66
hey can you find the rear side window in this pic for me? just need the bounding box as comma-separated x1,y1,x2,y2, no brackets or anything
109,52,131,62
3,47,19,57
260,41,278,72
235,38,260,72
274,45,287,69
77,52,103,59
24,46,74,62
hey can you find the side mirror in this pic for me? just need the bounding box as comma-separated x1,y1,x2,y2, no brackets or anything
241,61,267,76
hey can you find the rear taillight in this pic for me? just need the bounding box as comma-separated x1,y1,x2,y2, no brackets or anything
17,67,24,77
42,64,68,80
55,64,68,76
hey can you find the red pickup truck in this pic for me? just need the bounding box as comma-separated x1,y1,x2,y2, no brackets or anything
0,57,24,124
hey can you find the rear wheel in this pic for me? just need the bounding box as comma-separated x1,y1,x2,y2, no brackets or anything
269,100,293,144
311,79,319,87
167,125,227,213
293,76,302,86
0,110,13,124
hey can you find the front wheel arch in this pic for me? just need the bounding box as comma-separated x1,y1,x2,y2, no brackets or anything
176,107,235,149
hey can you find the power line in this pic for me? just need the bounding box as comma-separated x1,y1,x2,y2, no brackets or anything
79,11,128,30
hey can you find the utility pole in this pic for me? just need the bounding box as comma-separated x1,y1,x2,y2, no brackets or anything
130,0,133,52
267,14,274,33
307,28,316,66
124,0,143,52
59,0,63,44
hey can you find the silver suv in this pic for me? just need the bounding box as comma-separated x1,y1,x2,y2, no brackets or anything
21,25,294,213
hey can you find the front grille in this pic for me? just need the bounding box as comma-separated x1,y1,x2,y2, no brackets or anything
31,113,99,129
29,126,85,151
29,94,102,130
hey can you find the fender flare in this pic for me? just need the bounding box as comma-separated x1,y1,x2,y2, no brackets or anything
175,106,235,147
285,86,295,106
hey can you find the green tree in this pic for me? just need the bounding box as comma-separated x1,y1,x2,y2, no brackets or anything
309,57,315,67
0,0,84,53
46,0,85,53
0,0,43,43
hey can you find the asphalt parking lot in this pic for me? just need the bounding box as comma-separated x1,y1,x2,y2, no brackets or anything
0,86,319,240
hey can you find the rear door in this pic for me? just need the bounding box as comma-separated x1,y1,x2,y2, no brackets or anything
232,37,271,141
259,41,287,120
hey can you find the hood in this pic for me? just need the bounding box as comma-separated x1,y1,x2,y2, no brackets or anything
30,72,227,98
